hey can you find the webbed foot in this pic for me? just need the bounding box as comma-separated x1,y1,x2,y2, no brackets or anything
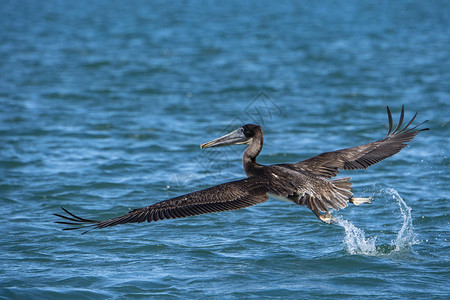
349,196,373,206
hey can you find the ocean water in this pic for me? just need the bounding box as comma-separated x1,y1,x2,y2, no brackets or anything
1,1,449,299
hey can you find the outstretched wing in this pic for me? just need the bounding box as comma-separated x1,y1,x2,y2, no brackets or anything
55,177,269,234
294,105,428,178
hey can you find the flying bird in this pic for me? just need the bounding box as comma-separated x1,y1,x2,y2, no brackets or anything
55,106,428,234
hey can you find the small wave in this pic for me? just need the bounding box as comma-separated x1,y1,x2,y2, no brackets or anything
336,188,418,257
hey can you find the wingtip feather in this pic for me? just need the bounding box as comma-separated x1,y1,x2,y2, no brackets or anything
386,106,393,136
392,104,405,134
55,207,99,234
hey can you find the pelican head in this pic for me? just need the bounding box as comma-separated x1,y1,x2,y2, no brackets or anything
200,124,260,149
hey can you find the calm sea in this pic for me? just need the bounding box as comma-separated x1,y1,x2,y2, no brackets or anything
1,1,448,299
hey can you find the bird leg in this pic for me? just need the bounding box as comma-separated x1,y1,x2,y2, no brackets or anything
349,196,373,206
313,209,337,224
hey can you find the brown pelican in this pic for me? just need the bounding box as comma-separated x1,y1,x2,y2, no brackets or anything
55,106,428,234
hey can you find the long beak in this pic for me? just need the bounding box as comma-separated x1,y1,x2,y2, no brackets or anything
200,128,249,149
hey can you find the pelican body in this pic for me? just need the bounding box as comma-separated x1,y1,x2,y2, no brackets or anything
56,106,428,233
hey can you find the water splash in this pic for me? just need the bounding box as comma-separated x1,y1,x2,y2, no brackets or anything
385,188,419,251
336,188,418,256
336,217,377,256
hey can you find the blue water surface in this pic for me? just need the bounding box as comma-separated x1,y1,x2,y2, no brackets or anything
1,1,449,299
